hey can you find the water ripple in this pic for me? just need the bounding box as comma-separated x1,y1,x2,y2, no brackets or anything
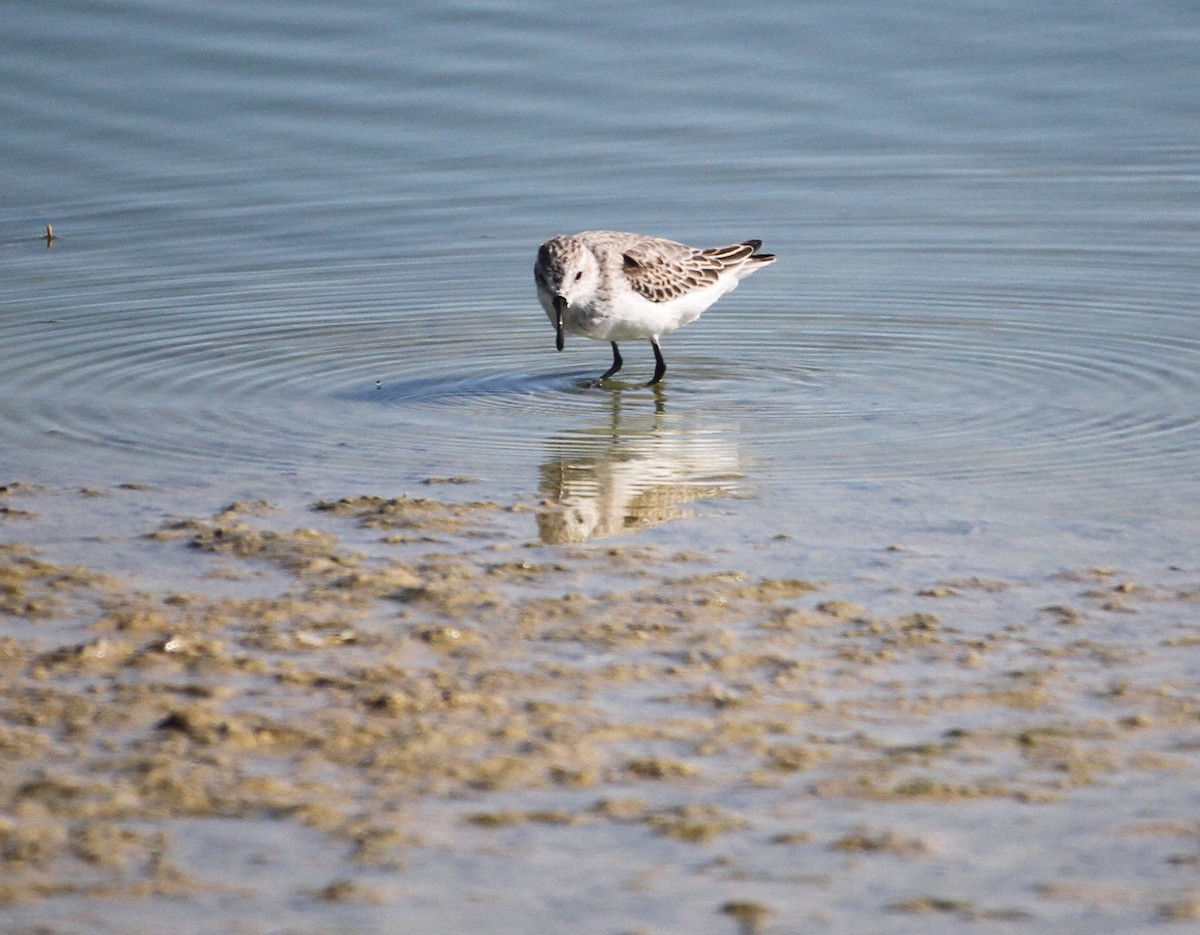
2,240,1197,493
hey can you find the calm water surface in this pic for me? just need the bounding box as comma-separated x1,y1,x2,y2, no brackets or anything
3,0,1198,569
2,0,1199,929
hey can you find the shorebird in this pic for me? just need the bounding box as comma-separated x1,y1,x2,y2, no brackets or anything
534,230,775,385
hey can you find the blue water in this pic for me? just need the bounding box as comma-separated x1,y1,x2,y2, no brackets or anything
4,0,1199,558
3,2,1200,931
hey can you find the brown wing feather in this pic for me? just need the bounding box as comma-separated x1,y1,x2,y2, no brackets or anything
700,242,757,264
622,241,725,304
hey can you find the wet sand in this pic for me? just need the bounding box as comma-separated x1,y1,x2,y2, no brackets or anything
1,481,1199,933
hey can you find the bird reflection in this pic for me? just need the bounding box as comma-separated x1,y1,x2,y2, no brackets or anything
536,389,743,544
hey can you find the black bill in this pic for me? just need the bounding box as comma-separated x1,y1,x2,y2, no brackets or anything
553,294,566,351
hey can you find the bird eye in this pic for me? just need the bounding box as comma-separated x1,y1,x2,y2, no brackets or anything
574,271,583,281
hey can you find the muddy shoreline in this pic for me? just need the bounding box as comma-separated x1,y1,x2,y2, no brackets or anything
2,482,1198,931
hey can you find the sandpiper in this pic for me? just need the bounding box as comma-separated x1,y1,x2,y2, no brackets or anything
534,230,775,385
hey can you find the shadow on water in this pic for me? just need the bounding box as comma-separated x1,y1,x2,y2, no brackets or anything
343,367,655,405
535,387,744,544
341,371,570,404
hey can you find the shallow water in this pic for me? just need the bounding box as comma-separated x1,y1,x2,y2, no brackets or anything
3,0,1199,930
4,0,1198,562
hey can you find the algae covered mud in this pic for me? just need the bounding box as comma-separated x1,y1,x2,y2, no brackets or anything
2,481,1199,933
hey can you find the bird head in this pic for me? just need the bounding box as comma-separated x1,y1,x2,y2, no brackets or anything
535,236,599,351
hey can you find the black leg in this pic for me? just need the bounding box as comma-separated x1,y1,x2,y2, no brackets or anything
599,342,623,381
647,338,666,386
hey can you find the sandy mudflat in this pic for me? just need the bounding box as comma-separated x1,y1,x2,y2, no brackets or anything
1,481,1198,933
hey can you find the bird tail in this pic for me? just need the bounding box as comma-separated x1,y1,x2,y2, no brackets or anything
738,239,776,267
702,240,775,266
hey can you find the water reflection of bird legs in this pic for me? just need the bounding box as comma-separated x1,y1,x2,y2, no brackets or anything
597,384,666,435
536,389,741,544
584,374,667,415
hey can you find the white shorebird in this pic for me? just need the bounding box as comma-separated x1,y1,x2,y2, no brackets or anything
534,230,776,385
